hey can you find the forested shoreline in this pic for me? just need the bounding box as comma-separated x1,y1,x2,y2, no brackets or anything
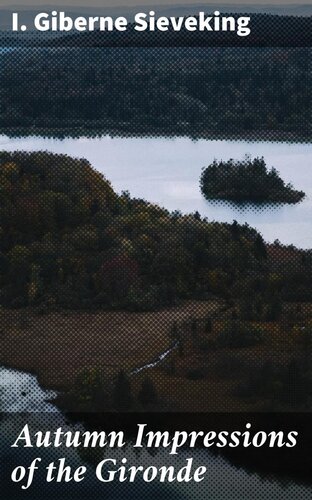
1,151,312,314
0,48,311,138
1,42,312,417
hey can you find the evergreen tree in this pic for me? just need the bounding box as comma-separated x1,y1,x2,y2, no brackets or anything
138,376,158,408
113,370,133,411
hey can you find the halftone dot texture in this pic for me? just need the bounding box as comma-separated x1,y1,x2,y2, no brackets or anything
1,413,312,499
2,13,312,48
0,10,312,499
0,45,312,141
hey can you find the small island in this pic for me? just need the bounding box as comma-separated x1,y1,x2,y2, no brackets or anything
200,156,305,204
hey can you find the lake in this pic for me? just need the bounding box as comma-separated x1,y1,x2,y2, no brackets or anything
1,369,311,499
1,135,311,248
1,131,312,496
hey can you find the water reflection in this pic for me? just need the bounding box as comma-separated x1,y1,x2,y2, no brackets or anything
1,368,312,498
1,135,311,248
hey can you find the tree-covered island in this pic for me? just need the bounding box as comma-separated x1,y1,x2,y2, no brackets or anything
0,151,268,311
200,156,305,204
1,151,311,313
1,151,312,416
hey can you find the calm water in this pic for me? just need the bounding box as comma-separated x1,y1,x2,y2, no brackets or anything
0,366,57,412
1,135,312,248
1,369,311,499
1,51,312,494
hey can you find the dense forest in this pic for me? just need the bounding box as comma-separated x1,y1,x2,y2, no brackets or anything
200,156,305,203
0,47,311,137
1,151,312,313
0,151,262,310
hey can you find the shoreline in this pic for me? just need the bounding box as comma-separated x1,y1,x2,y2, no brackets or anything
0,300,222,397
1,127,311,144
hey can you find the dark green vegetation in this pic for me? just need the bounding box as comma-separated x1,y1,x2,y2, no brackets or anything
1,151,312,312
200,156,305,203
216,320,264,348
61,369,159,412
1,151,312,415
60,311,312,412
0,47,311,138
0,151,264,310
